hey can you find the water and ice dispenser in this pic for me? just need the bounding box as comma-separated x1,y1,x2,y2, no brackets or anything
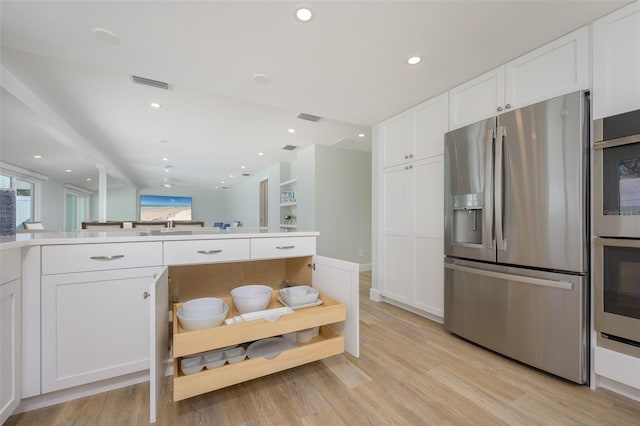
452,193,483,245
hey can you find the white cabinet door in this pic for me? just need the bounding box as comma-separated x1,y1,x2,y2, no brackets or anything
449,66,505,130
412,157,444,317
379,112,413,168
149,267,168,424
0,279,21,425
506,26,589,111
41,267,162,392
413,93,449,160
592,1,640,119
313,255,360,357
381,165,413,303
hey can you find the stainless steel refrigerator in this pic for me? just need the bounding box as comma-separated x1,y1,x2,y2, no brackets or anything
443,91,589,384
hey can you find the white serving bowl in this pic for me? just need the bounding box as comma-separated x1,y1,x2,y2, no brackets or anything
280,286,319,306
182,297,225,319
177,302,228,331
231,284,273,314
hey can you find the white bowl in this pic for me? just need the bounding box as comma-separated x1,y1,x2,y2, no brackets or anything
178,303,228,331
280,286,319,306
182,297,225,319
231,285,273,314
181,356,204,375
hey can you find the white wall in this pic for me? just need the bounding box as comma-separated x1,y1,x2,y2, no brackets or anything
225,162,281,228
314,145,372,264
291,146,316,232
40,179,65,230
106,185,137,221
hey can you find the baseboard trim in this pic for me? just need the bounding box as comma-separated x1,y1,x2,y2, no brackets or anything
15,370,151,414
372,291,443,324
595,375,640,402
15,360,173,415
359,263,372,272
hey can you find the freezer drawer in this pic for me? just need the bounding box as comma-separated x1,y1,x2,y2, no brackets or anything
444,258,587,384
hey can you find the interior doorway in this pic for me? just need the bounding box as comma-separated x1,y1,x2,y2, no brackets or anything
259,178,269,228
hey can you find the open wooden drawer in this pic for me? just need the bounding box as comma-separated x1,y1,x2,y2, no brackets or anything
172,291,346,401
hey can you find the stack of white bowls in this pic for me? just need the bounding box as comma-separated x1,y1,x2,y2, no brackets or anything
177,297,228,331
280,286,319,307
231,284,273,313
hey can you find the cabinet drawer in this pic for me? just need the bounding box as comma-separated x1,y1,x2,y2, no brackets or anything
164,239,250,266
0,248,21,284
42,242,162,274
173,325,343,401
251,237,316,260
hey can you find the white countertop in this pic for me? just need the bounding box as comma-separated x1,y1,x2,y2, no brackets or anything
0,228,319,251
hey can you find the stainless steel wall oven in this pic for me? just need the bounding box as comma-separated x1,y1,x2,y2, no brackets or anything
594,109,640,238
594,238,640,357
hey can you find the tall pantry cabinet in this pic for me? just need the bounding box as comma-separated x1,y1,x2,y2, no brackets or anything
375,93,448,321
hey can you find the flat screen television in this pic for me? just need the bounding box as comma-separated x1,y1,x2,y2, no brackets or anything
139,195,192,221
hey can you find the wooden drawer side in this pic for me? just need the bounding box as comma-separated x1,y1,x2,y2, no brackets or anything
173,326,344,401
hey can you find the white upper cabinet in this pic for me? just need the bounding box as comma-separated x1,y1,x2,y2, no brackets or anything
380,112,413,168
506,26,589,109
413,93,449,159
450,26,589,130
592,1,640,119
379,92,448,168
449,67,505,130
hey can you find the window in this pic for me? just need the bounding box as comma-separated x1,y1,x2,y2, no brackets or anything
64,185,92,231
1,173,36,228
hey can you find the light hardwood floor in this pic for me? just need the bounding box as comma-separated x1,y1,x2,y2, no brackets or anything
7,272,640,425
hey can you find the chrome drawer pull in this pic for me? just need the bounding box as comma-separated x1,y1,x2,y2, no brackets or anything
276,245,295,250
197,249,223,255
89,255,125,261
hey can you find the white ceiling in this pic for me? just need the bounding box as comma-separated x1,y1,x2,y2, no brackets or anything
0,0,627,190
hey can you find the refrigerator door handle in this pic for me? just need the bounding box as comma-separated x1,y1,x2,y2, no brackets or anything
495,126,505,250
484,128,495,250
444,263,573,290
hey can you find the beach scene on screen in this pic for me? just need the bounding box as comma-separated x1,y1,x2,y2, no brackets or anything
140,195,192,221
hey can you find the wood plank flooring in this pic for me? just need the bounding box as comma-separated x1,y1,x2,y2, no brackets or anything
7,272,640,425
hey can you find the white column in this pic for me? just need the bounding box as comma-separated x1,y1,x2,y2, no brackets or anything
98,165,107,221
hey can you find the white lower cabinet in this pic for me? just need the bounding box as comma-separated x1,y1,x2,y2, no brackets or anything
379,157,444,320
1,277,21,425
41,267,163,393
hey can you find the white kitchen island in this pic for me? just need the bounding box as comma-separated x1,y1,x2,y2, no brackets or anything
0,229,359,423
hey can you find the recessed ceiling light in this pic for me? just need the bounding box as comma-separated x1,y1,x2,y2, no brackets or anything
288,128,295,134
150,102,161,108
33,155,43,159
92,27,119,45
295,7,314,22
358,133,365,138
65,169,72,173
241,165,246,169
258,152,264,156
221,181,225,184
407,56,421,65
252,73,271,84
162,157,169,161
163,183,172,188
164,169,170,173
86,178,92,181
229,174,234,178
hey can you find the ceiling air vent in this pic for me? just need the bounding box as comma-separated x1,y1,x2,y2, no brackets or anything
242,173,251,176
282,145,298,151
297,113,322,122
131,75,170,90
